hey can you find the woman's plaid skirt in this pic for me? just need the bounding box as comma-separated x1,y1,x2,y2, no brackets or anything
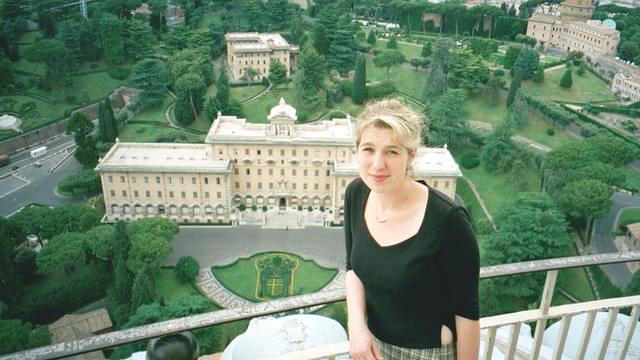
374,338,457,360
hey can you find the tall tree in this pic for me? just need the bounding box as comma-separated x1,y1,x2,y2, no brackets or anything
67,112,99,168
113,257,133,311
449,47,490,92
366,31,376,46
312,24,330,57
100,14,126,64
167,48,213,86
327,29,355,75
423,37,454,101
352,54,367,104
268,60,287,88
35,232,85,274
512,48,539,80
0,55,13,91
79,18,101,62
1,0,23,20
130,271,156,311
372,49,405,79
174,73,206,124
265,0,288,30
509,89,528,127
506,75,521,108
482,118,519,172
484,75,505,104
289,15,305,45
124,19,156,62
59,22,82,65
503,45,522,69
216,69,230,113
98,99,118,142
427,88,470,146
293,44,326,109
558,179,613,238
484,193,572,302
421,41,432,58
386,35,397,49
244,0,265,31
24,39,72,90
127,58,169,109
38,12,56,38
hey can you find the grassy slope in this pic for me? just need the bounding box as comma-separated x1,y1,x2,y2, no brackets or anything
523,65,616,103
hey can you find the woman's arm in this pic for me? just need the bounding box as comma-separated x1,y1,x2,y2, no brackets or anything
346,270,383,360
455,315,479,360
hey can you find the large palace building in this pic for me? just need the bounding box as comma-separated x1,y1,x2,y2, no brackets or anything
96,99,462,225
526,0,621,63
225,33,299,81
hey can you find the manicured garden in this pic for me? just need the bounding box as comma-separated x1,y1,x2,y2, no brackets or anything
366,58,424,99
523,65,616,103
374,38,423,59
155,268,210,303
211,252,338,302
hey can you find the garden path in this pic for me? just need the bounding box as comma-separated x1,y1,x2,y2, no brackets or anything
196,267,346,309
460,177,496,231
469,120,552,153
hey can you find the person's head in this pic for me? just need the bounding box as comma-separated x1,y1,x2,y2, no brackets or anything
355,99,425,193
146,332,199,360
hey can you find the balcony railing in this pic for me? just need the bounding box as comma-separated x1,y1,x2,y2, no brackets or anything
5,251,640,360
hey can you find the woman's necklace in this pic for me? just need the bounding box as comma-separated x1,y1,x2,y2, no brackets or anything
374,185,413,223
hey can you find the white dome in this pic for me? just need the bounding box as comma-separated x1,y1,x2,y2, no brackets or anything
268,97,297,121
221,314,347,360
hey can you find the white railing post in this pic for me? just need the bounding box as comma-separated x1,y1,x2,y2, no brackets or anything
506,322,522,359
552,314,572,360
596,308,619,360
482,327,497,360
617,304,639,360
576,310,597,359
530,270,558,359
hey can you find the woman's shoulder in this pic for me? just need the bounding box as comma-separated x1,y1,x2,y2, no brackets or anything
346,177,368,198
422,183,468,219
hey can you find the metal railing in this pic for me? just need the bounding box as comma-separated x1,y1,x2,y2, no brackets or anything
6,251,640,360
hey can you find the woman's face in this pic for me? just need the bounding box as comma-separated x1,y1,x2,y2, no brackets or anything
357,126,415,194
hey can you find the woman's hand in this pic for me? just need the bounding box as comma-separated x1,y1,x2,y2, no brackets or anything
348,323,383,360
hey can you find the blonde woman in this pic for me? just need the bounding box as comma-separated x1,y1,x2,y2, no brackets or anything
344,99,480,360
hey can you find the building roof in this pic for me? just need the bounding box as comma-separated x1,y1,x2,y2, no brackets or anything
268,97,297,121
48,309,112,360
96,142,231,173
529,14,559,24
333,147,463,178
225,33,299,52
567,20,619,36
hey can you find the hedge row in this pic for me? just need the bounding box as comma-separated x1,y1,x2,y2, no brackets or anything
562,106,640,150
584,104,640,117
519,90,578,127
57,169,102,196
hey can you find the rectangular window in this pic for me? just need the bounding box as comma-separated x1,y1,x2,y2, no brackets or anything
281,169,285,176
280,149,285,156
217,192,221,199
146,190,150,197
268,149,273,155
315,170,319,176
120,176,125,183
245,148,250,155
247,182,251,189
170,191,174,198
144,176,149,183
269,183,273,189
434,180,439,188
303,183,308,190
326,184,330,190
314,184,319,190
204,177,209,185
134,190,139,197
304,170,308,176
122,190,127,197
234,168,239,175
108,176,113,183
269,169,273,176
292,183,297,190
168,177,172,184
304,150,308,156
216,177,221,185
445,181,450,188
180,177,184,184
326,170,330,176
193,191,198,198
233,148,238,155
341,179,346,187
157,191,162,197
292,169,296,176
192,177,196,184
257,149,261,155
132,176,137,183
235,182,239,189
205,192,210,198
258,169,262,175
246,169,250,175
181,191,186,198
110,190,115,197
292,149,296,156
258,183,262,189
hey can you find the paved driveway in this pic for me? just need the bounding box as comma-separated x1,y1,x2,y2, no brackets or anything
592,191,640,288
167,226,346,269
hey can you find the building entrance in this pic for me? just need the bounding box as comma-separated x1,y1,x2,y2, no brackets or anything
279,197,286,209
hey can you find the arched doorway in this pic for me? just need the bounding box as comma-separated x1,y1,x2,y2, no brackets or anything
279,197,286,209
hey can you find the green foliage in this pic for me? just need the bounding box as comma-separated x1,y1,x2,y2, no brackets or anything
517,89,578,127
386,35,398,49
560,68,573,88
58,169,102,196
467,38,500,58
312,24,330,56
506,76,521,108
101,14,125,64
367,31,377,46
289,15,305,45
24,39,72,90
174,72,206,125
503,45,522,69
547,128,555,136
128,58,169,109
216,69,230,112
35,232,85,274
131,271,156,311
352,55,366,104
175,256,200,283
482,118,520,172
427,88,470,146
366,80,397,100
558,179,613,221
99,99,118,142
168,48,213,86
0,319,51,355
293,44,326,110
449,48,490,92
532,66,544,83
625,269,640,296
327,29,355,75
423,37,454,101
113,257,133,307
84,225,116,261
460,151,480,169
512,48,539,80
509,89,528,128
421,41,432,58
372,50,405,78
268,60,287,87
126,218,177,274
107,68,130,80
484,193,572,301
124,19,155,61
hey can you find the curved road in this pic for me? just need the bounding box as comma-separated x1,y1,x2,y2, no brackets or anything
591,191,640,288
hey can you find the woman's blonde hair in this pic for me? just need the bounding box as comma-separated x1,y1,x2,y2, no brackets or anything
355,99,426,152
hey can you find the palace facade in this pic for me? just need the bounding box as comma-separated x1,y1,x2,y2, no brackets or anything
225,33,299,81
96,99,462,225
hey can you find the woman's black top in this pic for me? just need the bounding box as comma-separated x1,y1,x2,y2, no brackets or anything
344,178,480,349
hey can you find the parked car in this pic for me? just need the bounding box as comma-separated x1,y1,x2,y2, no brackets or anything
34,162,42,167
12,165,19,171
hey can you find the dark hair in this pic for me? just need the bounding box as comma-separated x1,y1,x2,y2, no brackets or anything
146,332,199,360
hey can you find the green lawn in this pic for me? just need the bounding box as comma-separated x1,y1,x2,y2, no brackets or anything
622,166,640,191
375,38,423,59
450,145,541,215
129,96,173,124
558,245,595,303
366,59,424,99
211,252,338,302
0,95,68,139
155,268,209,303
618,208,640,231
14,50,46,75
466,95,578,149
230,85,267,102
27,72,125,103
523,65,616,103
118,123,205,143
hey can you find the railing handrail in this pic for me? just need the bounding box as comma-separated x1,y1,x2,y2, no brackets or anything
6,251,640,360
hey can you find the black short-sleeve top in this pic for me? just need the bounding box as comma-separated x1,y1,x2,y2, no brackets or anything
344,178,480,349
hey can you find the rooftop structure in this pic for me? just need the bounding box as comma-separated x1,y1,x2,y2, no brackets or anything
225,33,299,81
48,308,113,360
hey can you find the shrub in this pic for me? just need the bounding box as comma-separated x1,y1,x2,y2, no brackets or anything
57,169,102,196
107,68,130,80
460,151,480,169
340,80,353,97
493,69,505,77
320,206,325,212
297,205,303,211
366,80,397,100
262,205,268,212
251,205,258,211
579,123,603,138
546,128,555,136
238,203,246,211
327,110,346,119
307,206,313,212
64,95,77,104
175,256,200,283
